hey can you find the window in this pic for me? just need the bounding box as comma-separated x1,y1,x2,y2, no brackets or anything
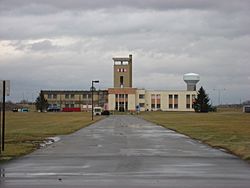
139,103,145,108
71,94,75,99
65,94,69,99
119,94,125,98
119,102,124,107
119,102,125,111
65,103,70,108
169,95,173,108
156,94,161,99
115,102,118,110
117,68,127,72
70,103,74,108
116,94,128,99
174,95,178,108
120,76,124,86
151,94,156,99
186,95,190,109
53,94,57,99
139,94,145,99
156,104,161,109
151,104,155,108
83,94,88,99
48,94,52,99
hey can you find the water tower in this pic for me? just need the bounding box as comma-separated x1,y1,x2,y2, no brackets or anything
183,73,200,91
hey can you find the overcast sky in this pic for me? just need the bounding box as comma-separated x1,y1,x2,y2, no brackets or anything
0,0,250,104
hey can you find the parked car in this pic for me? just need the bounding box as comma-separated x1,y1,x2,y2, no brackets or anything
12,108,18,112
47,107,61,112
93,107,102,115
21,108,29,112
101,110,110,116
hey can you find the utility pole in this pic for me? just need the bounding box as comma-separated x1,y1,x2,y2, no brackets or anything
91,80,99,120
0,96,2,154
213,88,226,105
0,80,10,153
2,81,5,151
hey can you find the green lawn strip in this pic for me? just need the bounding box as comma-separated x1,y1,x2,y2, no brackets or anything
140,111,250,162
0,112,102,162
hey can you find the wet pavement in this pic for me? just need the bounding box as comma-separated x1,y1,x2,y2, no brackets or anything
1,115,250,188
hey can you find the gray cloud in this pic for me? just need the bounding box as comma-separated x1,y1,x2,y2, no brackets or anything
0,0,250,104
29,40,58,51
1,0,250,12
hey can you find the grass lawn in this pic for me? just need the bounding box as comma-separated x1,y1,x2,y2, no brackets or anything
0,112,101,161
140,110,250,162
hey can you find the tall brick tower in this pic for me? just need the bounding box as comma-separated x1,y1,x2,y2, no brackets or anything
113,54,132,88
108,54,136,112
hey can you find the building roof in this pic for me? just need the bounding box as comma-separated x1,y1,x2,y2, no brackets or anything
41,90,108,94
112,57,131,62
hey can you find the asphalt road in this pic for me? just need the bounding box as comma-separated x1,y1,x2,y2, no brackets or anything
1,115,250,188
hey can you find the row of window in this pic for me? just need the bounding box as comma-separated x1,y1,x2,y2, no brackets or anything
169,94,178,99
115,102,128,111
139,103,193,109
186,104,195,109
49,103,75,108
186,94,196,109
151,104,161,108
139,94,145,99
49,100,105,107
47,93,107,99
150,104,179,109
140,94,195,101
65,104,75,108
139,94,179,100
51,103,192,110
117,68,127,72
137,94,195,109
48,94,57,99
48,94,78,99
115,94,128,98
151,94,161,99
169,104,178,109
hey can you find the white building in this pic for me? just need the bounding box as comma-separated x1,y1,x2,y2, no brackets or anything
108,54,199,112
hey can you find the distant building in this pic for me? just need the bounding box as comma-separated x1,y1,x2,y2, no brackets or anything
42,90,108,112
41,54,199,112
243,105,250,113
108,54,199,112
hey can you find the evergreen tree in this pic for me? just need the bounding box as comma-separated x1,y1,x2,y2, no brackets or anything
35,92,49,112
193,86,211,113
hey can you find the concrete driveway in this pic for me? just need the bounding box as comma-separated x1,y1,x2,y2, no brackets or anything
1,115,250,188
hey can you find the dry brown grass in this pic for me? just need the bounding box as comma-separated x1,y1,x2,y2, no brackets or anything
0,112,101,161
141,111,250,161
